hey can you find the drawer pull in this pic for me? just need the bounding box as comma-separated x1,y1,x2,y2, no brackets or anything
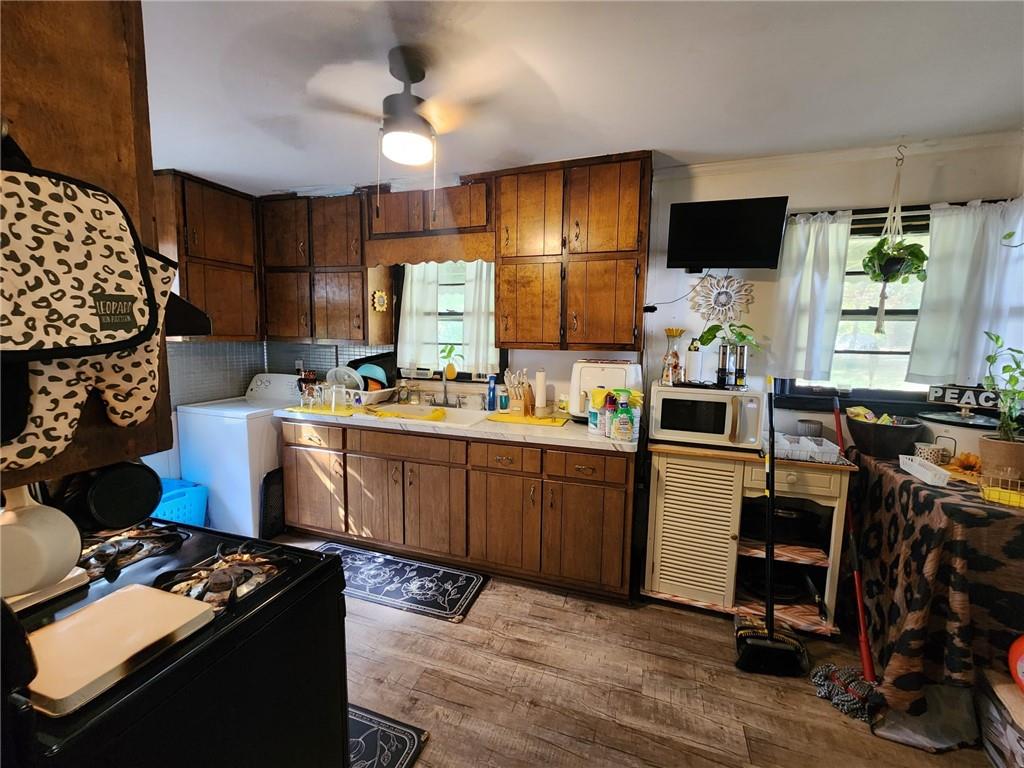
573,464,595,475
308,433,323,445
494,455,514,465
785,472,798,483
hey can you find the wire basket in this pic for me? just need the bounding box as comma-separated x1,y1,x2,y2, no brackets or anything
899,454,950,487
979,475,1024,509
764,433,842,464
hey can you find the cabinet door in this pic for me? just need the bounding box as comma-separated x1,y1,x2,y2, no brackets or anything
566,257,637,346
346,455,404,544
427,182,487,231
496,261,561,345
498,172,563,257
311,195,361,266
648,456,742,607
567,160,641,254
187,263,258,338
262,198,309,267
283,446,344,532
313,272,364,341
370,191,424,235
468,472,541,571
542,480,625,588
265,272,311,338
404,463,466,556
183,179,207,259
202,186,255,266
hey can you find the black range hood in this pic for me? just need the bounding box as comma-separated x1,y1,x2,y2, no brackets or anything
164,293,211,336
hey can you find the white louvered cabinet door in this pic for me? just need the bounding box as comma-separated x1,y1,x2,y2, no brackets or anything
648,455,743,607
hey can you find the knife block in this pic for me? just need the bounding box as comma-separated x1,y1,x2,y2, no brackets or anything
509,385,535,418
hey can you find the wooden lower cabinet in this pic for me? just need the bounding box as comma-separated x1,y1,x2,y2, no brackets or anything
541,480,626,588
283,445,344,533
345,454,403,544
403,463,467,557
468,471,541,571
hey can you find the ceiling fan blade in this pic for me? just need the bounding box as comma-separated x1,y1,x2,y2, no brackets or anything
305,60,387,122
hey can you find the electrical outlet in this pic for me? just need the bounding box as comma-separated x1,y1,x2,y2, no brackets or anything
294,359,304,372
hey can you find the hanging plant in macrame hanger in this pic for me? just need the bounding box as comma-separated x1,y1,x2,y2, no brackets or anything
862,144,928,333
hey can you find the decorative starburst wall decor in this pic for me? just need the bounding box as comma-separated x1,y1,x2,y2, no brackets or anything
690,275,755,323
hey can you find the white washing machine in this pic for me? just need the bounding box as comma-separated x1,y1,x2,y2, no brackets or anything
176,373,298,537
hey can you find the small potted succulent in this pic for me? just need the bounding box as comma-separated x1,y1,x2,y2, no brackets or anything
980,330,1024,479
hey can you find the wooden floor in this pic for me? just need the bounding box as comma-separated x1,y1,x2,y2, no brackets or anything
280,534,987,768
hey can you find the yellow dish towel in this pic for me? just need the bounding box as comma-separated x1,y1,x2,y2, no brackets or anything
366,406,447,421
284,405,362,417
486,413,570,427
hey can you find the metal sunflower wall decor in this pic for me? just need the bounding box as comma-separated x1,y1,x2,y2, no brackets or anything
690,275,755,323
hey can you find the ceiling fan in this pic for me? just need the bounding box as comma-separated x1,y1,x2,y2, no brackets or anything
310,44,469,167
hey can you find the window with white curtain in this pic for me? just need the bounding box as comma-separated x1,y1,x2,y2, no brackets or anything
396,260,500,377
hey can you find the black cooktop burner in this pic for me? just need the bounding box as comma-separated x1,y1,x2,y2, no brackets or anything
152,541,298,613
79,522,191,582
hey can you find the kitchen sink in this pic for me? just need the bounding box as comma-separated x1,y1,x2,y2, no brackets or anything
354,403,488,426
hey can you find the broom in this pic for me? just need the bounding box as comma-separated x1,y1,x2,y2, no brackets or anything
734,376,810,677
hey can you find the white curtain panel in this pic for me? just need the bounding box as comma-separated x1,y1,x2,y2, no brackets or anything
769,211,852,379
462,260,500,376
396,261,439,370
907,198,1024,385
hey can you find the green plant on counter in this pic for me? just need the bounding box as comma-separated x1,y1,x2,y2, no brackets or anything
863,237,928,284
983,330,1024,442
698,322,761,351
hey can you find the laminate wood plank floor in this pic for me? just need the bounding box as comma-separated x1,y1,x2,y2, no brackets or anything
278,534,987,768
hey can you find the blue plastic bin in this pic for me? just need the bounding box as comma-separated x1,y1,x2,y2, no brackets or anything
154,478,208,526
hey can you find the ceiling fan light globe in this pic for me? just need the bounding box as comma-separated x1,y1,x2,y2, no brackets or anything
381,129,433,166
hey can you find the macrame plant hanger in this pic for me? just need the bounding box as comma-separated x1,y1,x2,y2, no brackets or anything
875,144,906,333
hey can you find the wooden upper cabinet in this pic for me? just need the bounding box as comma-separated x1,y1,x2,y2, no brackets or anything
261,198,309,267
426,182,488,231
311,195,361,266
541,480,625,588
187,262,258,338
370,190,424,235
497,261,562,347
566,257,638,347
313,271,364,341
265,272,311,339
497,171,563,257
567,160,641,254
182,179,255,266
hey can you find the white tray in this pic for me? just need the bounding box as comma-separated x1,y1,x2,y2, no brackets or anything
900,454,950,486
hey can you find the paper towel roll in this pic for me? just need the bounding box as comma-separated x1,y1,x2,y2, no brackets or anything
535,369,547,408
685,350,702,383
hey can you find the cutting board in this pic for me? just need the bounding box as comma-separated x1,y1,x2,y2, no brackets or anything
29,584,214,716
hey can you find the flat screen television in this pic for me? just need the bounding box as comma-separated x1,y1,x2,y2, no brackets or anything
667,196,789,272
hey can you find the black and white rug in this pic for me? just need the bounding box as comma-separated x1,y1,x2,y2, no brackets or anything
318,542,487,622
348,705,427,768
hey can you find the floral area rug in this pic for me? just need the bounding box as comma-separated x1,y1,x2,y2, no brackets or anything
348,705,427,768
317,542,487,622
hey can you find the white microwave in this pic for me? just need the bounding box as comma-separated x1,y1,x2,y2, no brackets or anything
649,384,764,450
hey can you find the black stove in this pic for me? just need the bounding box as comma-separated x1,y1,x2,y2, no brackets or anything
8,522,348,768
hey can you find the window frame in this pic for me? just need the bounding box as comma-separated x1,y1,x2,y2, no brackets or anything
776,203,932,412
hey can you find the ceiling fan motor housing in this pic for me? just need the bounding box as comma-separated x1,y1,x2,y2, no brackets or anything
382,91,432,136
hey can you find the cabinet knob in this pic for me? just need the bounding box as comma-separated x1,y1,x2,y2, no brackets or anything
729,533,739,541
785,472,798,484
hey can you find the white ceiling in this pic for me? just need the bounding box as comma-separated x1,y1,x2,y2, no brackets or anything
143,1,1024,196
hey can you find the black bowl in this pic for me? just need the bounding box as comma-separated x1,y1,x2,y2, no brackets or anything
845,415,924,459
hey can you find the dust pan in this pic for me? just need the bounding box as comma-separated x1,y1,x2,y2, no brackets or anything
734,377,810,677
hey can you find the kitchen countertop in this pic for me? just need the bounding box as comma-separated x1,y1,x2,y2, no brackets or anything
273,409,638,453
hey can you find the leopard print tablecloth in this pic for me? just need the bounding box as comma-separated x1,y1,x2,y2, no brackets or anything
849,449,1024,715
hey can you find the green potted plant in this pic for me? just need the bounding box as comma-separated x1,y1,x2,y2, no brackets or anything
980,330,1024,479
698,322,761,350
863,237,928,333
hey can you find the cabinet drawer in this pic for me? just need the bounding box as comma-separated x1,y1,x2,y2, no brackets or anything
743,464,840,498
545,451,607,482
470,444,541,473
282,422,342,450
347,429,460,464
